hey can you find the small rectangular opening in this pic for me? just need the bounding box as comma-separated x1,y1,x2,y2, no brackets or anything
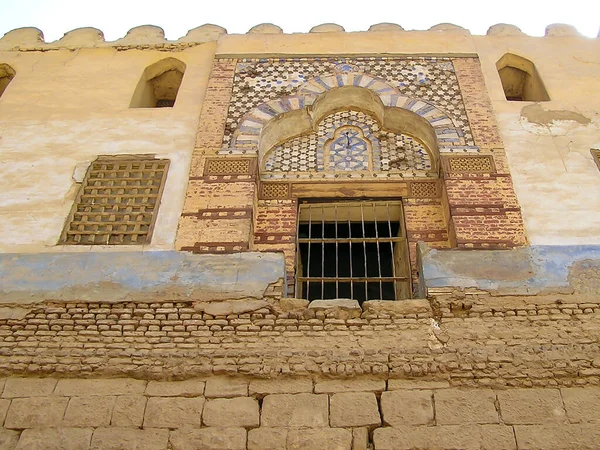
296,200,411,304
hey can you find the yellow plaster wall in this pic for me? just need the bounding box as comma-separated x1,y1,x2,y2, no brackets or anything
0,27,599,251
474,35,600,244
0,43,216,252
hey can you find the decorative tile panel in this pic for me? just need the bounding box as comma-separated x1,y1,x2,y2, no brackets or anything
204,158,255,176
263,110,432,180
442,155,495,173
410,182,439,198
260,183,290,199
60,156,169,245
222,57,474,150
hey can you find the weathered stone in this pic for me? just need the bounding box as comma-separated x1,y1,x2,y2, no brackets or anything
279,298,309,311
480,425,518,449
363,299,431,315
62,396,115,427
315,379,385,394
249,378,312,396
330,392,381,428
0,429,20,450
497,389,566,424
352,427,369,450
202,300,270,316
3,378,57,398
111,395,147,427
515,423,600,449
0,398,10,424
435,388,499,425
261,394,328,428
146,380,205,397
16,428,92,450
309,23,345,33
91,428,169,450
247,23,283,34
247,428,288,450
387,379,450,390
308,299,362,319
287,428,352,449
5,397,68,429
143,397,204,428
203,397,259,428
561,387,600,423
380,390,433,426
374,425,515,450
54,379,145,397
204,377,248,398
170,428,247,450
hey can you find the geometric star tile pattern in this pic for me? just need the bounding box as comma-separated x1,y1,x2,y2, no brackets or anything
224,57,473,149
263,110,431,177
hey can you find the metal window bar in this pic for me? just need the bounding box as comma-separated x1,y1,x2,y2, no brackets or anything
360,203,368,300
373,202,383,299
297,200,409,302
387,202,398,299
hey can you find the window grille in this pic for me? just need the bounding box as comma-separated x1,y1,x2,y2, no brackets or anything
296,200,411,303
59,156,169,245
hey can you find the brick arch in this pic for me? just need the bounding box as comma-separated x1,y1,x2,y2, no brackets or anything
228,72,464,156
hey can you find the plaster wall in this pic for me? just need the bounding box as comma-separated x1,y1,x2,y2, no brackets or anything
0,43,216,252
1,28,599,252
474,35,600,245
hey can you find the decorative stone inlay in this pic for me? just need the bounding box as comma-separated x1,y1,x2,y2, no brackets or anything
260,182,290,199
222,56,473,152
204,158,255,176
263,110,432,180
410,181,439,198
442,155,495,173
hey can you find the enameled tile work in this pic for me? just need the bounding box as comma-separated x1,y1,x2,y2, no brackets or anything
222,57,473,152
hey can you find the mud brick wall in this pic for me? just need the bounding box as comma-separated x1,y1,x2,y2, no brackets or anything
448,58,527,248
2,296,600,387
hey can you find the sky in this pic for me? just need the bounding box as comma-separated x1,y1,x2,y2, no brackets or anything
0,0,598,42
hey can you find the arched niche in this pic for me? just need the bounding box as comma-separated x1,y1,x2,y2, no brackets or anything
130,57,186,108
496,53,549,102
0,63,16,99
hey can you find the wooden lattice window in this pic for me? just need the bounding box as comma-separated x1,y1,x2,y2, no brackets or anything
59,156,170,245
296,200,411,304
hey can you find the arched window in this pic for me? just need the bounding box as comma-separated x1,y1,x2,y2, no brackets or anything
496,53,549,102
0,63,16,99
130,58,186,108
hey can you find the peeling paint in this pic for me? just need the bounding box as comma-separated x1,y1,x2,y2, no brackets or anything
0,251,286,304
521,103,591,127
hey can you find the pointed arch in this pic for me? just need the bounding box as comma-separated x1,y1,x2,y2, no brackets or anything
496,53,549,102
0,63,16,100
130,57,186,108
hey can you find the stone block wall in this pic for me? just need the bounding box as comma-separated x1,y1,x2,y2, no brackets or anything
0,376,599,449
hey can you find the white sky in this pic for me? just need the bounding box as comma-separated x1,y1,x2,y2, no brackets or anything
0,0,598,42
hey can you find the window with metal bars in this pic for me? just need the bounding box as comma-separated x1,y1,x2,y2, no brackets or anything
59,156,169,245
296,200,411,304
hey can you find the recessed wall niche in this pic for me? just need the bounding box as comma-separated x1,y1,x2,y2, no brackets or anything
130,58,186,108
496,53,550,102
